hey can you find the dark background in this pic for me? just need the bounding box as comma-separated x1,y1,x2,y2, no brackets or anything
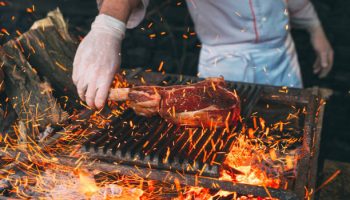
0,0,349,177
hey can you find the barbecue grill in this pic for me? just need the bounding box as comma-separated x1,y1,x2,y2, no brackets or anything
31,68,324,200
82,70,263,177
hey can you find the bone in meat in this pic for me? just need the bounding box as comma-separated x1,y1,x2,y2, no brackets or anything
109,77,240,128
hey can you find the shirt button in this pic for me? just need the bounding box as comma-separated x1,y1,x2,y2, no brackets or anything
285,24,289,30
262,17,267,22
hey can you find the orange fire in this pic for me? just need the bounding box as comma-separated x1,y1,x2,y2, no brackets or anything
0,108,301,199
77,169,100,196
0,75,308,199
220,134,282,189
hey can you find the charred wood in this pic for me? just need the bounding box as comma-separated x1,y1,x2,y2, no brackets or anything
0,41,68,133
1,9,80,112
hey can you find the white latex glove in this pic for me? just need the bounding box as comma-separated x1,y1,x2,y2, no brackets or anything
73,14,126,109
310,25,334,79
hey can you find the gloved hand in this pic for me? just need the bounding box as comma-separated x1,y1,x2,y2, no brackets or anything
73,14,126,109
310,25,334,78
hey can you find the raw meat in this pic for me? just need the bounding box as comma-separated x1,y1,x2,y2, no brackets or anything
109,77,240,128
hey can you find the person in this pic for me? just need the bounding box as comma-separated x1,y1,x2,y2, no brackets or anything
73,0,333,109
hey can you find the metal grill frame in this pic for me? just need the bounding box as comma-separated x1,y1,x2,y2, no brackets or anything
140,70,324,199
81,69,263,177
40,69,324,200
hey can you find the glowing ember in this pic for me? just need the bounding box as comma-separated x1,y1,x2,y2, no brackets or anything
0,91,307,199
221,134,282,189
220,109,305,189
78,170,100,196
27,169,144,199
0,63,322,200
178,187,279,200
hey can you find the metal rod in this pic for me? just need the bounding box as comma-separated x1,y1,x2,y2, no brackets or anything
57,156,299,200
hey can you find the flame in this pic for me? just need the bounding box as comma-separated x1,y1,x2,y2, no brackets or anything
77,170,100,197
0,66,312,199
219,112,303,189
179,187,279,200
0,109,300,199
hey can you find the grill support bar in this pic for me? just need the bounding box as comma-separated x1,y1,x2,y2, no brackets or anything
57,156,299,200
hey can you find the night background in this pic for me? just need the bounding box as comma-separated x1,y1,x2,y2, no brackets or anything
1,0,350,199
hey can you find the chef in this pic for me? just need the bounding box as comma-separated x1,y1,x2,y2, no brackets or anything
73,0,333,109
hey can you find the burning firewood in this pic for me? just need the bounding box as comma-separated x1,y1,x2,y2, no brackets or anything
0,9,78,135
109,77,240,128
0,46,68,130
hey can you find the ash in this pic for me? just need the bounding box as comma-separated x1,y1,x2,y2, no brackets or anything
30,169,143,199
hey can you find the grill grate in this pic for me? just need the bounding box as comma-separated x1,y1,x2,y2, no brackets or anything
82,72,262,177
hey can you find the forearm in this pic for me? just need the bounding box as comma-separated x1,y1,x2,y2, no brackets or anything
99,0,141,23
288,0,321,30
96,0,103,10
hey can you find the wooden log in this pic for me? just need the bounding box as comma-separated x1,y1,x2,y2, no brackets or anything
0,41,68,131
4,9,80,110
0,8,83,134
0,105,17,134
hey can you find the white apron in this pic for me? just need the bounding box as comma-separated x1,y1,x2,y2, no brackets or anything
186,0,304,88
126,0,320,88
198,34,303,88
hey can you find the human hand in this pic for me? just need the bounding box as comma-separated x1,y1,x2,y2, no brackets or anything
73,14,125,109
310,26,334,78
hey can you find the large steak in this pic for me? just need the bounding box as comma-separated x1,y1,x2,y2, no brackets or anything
109,77,240,128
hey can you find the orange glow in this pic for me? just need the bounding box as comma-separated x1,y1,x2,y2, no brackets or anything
158,61,164,71
1,28,10,35
77,170,99,196
0,69,311,199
